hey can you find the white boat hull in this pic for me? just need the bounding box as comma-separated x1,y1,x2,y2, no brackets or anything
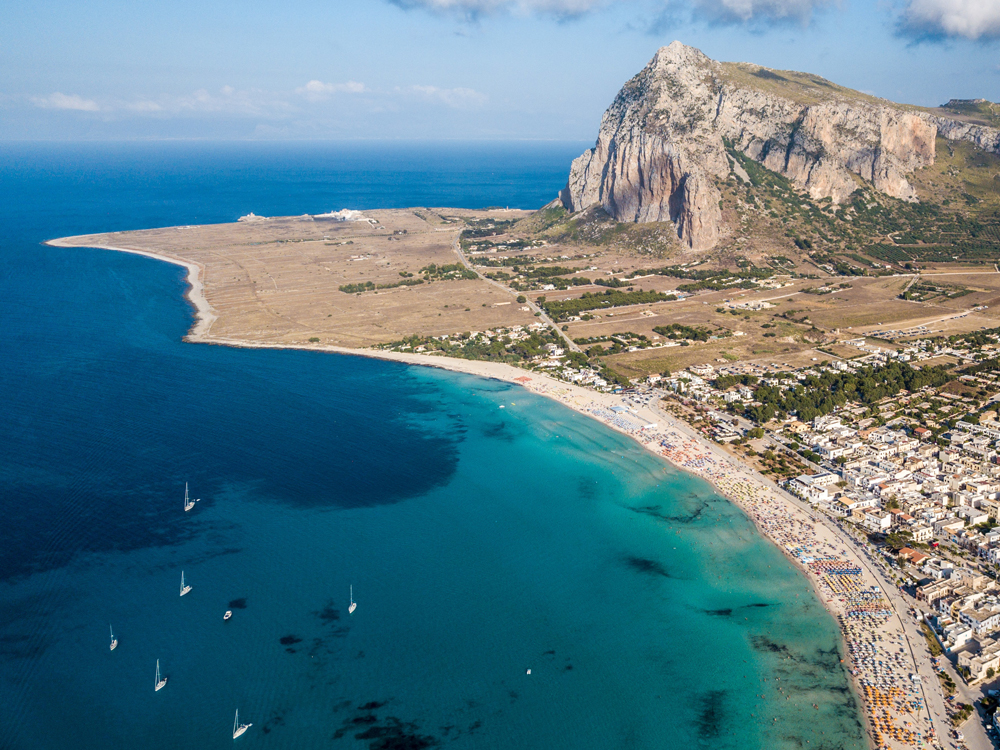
348,602,356,614
180,586,192,596
224,610,232,620
155,679,167,691
233,724,251,739
110,640,117,651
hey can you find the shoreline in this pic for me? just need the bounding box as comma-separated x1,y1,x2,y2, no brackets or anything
47,236,941,750
45,238,218,338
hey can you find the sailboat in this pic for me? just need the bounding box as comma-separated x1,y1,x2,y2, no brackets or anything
349,585,357,614
233,709,252,739
184,482,197,512
180,571,192,597
109,625,117,651
154,659,167,691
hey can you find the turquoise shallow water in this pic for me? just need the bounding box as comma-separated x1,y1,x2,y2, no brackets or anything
0,143,865,749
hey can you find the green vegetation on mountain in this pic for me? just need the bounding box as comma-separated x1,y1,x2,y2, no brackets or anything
516,205,678,257
718,62,886,108
711,136,1000,272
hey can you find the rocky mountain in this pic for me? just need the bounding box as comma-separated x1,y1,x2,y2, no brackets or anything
561,42,1000,251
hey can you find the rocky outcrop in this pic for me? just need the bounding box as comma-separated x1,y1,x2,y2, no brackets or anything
562,42,942,250
927,116,1000,154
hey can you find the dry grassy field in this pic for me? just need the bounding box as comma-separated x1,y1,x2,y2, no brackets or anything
55,208,538,347
542,271,1000,379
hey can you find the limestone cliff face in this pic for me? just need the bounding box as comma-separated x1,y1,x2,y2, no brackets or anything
562,42,940,250
929,116,1000,154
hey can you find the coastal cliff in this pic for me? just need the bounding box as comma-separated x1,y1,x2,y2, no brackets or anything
561,42,1000,251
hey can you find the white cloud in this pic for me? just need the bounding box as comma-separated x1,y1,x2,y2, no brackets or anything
388,0,607,19
120,87,291,117
295,80,367,102
901,0,1000,39
694,0,834,23
26,80,483,126
407,84,488,107
32,92,100,111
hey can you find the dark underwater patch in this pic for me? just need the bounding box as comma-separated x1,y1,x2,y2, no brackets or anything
334,711,440,749
629,504,665,519
0,359,465,582
705,608,733,617
576,478,598,500
627,499,709,525
705,602,770,618
228,597,247,609
279,635,302,645
481,421,514,442
331,699,446,749
623,555,674,578
751,636,790,655
261,712,286,735
314,601,340,624
695,689,727,740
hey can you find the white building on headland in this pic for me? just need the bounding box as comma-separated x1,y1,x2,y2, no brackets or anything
314,209,366,222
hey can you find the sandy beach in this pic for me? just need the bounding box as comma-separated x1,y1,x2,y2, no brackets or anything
47,237,946,750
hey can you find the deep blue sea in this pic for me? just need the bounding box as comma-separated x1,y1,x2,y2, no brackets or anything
0,142,865,750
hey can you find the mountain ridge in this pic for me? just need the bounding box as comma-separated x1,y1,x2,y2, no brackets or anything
561,42,1000,252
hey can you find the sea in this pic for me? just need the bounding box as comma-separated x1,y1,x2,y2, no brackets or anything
0,142,866,750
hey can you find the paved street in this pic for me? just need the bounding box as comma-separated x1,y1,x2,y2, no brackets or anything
451,233,582,353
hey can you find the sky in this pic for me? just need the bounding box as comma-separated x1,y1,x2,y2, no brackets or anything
2,0,1000,141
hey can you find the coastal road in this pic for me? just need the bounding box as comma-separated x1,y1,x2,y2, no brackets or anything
938,655,993,750
449,232,582,353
